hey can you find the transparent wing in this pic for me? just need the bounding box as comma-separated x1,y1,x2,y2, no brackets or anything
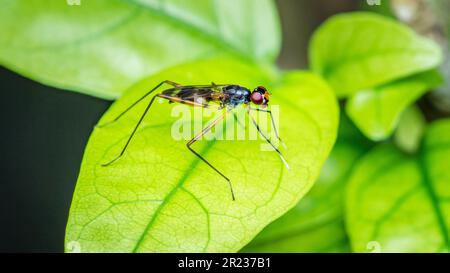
162,84,230,105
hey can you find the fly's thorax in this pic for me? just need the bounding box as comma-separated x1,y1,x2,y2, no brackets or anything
223,85,251,107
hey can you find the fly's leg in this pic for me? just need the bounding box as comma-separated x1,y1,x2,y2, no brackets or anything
102,95,223,167
249,107,287,149
102,94,161,166
186,110,236,201
248,110,289,169
233,112,246,130
97,80,181,128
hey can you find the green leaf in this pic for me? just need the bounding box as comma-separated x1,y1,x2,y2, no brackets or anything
64,57,338,252
394,105,426,153
346,119,450,252
346,70,442,141
0,0,280,99
240,143,356,253
310,12,443,97
241,114,370,253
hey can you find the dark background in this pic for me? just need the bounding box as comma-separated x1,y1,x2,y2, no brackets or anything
0,0,360,252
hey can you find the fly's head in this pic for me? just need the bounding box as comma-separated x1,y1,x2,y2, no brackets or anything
249,86,271,108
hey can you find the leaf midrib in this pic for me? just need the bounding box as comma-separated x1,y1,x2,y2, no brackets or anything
4,0,255,60
131,135,217,253
121,0,246,59
418,147,450,250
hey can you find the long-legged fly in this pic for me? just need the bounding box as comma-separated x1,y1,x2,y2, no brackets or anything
98,80,289,201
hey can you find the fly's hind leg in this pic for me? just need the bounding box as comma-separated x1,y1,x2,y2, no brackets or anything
97,80,182,128
102,94,162,166
101,94,223,167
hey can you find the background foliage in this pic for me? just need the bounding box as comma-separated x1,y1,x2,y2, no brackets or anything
0,0,280,99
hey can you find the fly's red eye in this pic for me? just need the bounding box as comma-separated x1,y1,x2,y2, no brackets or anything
250,91,264,104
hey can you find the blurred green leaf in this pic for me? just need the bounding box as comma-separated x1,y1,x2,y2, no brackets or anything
394,105,426,153
346,119,450,252
241,114,371,253
64,57,338,252
346,70,442,141
240,142,357,253
0,0,280,99
310,12,442,97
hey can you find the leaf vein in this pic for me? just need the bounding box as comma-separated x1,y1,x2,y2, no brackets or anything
418,147,450,249
131,139,217,252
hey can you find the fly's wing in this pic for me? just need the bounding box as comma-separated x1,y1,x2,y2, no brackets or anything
162,84,229,105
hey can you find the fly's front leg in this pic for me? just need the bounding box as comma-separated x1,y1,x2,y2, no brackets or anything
247,110,289,169
249,107,287,149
